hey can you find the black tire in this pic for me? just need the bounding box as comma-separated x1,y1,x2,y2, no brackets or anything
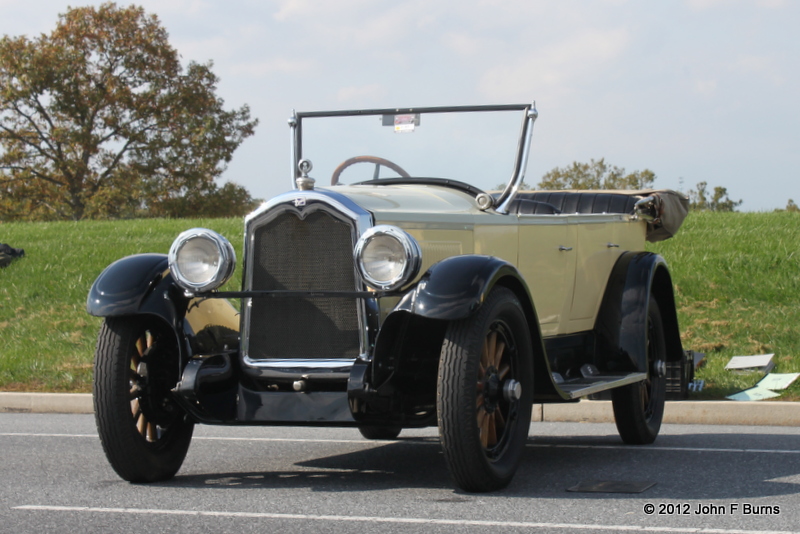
93,316,194,482
437,287,533,492
357,426,402,440
612,296,667,444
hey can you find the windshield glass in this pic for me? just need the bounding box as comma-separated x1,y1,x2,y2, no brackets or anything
296,105,532,192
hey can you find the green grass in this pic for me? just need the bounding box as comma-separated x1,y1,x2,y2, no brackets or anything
647,211,800,400
1,211,798,399
0,218,244,392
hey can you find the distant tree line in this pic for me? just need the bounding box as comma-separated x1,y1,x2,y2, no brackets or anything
534,159,748,212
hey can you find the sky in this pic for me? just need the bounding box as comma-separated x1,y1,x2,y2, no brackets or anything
1,0,798,211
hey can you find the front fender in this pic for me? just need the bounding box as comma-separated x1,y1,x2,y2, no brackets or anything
394,255,527,321
87,253,241,363
86,254,187,330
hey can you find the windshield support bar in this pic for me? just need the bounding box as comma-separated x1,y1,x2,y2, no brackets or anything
494,103,538,214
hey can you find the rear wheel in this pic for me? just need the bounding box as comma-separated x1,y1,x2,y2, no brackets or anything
358,426,402,440
612,296,667,444
437,287,533,492
93,316,194,482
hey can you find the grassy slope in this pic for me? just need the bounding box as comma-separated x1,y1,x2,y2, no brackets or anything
1,212,798,398
647,211,800,400
0,218,244,392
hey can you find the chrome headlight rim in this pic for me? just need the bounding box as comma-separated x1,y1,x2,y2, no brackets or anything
168,228,236,293
354,225,422,292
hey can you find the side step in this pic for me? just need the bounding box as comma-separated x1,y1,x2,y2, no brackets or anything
553,372,647,400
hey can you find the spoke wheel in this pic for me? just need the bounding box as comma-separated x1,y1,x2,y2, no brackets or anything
438,287,533,492
357,426,402,440
93,317,194,482
612,296,667,444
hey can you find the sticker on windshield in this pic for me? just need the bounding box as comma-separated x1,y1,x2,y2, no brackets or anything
393,114,418,133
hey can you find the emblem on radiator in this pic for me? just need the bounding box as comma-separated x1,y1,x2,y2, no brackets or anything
293,197,306,207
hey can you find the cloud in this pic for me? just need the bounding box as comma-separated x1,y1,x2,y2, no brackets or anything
336,83,388,103
729,54,784,86
273,0,375,22
694,79,718,96
478,28,630,101
686,0,787,8
230,57,314,77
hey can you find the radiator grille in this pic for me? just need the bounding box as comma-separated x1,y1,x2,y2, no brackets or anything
247,209,360,360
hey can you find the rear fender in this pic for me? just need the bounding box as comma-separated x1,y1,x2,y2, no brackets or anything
595,252,683,373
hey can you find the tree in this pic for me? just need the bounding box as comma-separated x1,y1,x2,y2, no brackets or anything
149,181,261,218
537,158,655,190
687,181,742,212
0,3,258,221
784,199,799,213
494,180,532,190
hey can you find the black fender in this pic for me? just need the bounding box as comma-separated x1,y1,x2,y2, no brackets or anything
87,253,187,329
595,251,683,374
394,255,538,322
364,255,551,407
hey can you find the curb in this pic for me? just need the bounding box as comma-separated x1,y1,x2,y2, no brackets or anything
0,392,93,414
2,392,799,426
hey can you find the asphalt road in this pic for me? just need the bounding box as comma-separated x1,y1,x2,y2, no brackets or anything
2,414,799,534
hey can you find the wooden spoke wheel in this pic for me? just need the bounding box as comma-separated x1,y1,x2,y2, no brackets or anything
612,296,667,444
437,287,533,492
93,317,194,482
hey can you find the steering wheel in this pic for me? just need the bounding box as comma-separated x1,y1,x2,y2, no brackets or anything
331,155,410,185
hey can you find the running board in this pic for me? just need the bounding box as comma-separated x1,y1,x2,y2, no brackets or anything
554,372,647,400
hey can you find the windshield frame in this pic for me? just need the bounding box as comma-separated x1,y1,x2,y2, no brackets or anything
288,103,538,214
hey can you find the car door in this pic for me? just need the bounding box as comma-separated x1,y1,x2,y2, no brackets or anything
516,215,577,337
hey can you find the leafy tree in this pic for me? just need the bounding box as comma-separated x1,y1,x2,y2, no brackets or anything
687,181,742,212
494,180,532,190
149,181,261,218
784,199,799,213
0,3,257,221
537,158,655,190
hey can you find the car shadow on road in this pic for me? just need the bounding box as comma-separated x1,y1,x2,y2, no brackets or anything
162,432,800,499
169,437,454,492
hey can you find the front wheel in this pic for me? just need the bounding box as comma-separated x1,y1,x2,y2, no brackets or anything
93,317,194,482
437,287,533,492
612,296,667,444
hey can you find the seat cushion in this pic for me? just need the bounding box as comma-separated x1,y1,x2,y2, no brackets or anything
515,192,639,214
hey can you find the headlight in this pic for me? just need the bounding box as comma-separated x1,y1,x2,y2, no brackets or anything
354,225,421,291
168,228,235,293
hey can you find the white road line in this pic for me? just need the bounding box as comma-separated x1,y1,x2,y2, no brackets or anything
527,444,800,455
0,433,96,438
11,505,798,534
2,433,800,455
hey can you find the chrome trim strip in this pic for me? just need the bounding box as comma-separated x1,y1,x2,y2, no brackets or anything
240,358,357,378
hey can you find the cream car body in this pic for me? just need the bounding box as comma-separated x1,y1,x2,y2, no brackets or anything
88,103,689,493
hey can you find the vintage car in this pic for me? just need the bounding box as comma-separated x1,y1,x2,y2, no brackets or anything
87,103,689,492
